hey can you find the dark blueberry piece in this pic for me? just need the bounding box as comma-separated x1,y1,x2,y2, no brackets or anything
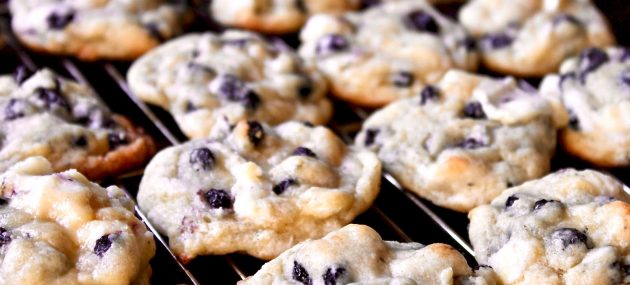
13,65,33,85
0,227,11,247
189,147,215,171
223,38,250,47
506,181,514,188
391,71,414,87
4,98,26,121
272,178,297,195
295,0,307,13
302,121,315,127
463,101,486,119
186,101,197,112
0,198,7,205
203,189,233,209
216,74,246,101
47,9,75,29
481,33,513,49
579,48,609,81
94,233,117,257
35,86,70,111
247,121,265,146
457,137,485,149
420,85,439,105
292,147,317,158
552,14,582,26
552,228,588,248
73,136,87,147
323,266,346,285
405,10,439,34
460,36,477,51
558,72,577,89
292,261,312,285
620,70,630,87
567,110,580,130
316,34,349,56
533,199,559,210
360,0,381,9
241,90,261,110
364,128,380,146
505,195,519,208
107,130,128,149
144,23,165,42
298,78,313,99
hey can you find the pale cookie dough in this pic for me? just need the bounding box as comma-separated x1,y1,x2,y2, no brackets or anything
127,30,333,139
355,70,562,212
9,0,188,61
540,46,630,167
469,169,630,285
0,68,155,180
0,157,156,285
299,0,478,107
459,0,615,77
211,0,360,34
240,224,497,284
137,120,381,261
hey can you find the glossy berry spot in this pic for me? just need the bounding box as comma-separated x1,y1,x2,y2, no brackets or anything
189,147,215,171
579,48,609,80
247,121,265,146
0,227,11,247
533,199,558,210
505,195,519,208
552,228,588,248
35,86,70,111
482,33,513,49
241,90,261,110
144,23,165,42
107,130,128,149
391,71,414,87
4,99,26,121
203,189,233,209
272,178,297,195
323,266,346,285
94,233,117,257
463,101,486,119
73,136,87,147
364,128,380,146
216,74,246,101
405,10,439,34
292,147,317,158
420,85,439,105
13,65,33,85
457,137,485,149
47,9,75,29
292,261,312,285
316,34,349,56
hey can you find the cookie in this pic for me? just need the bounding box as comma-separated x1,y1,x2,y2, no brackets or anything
240,224,497,284
0,68,155,180
137,120,381,261
355,70,561,212
540,47,630,167
459,0,615,77
299,0,478,107
9,0,188,61
0,157,156,284
210,0,360,35
468,169,630,285
127,30,333,139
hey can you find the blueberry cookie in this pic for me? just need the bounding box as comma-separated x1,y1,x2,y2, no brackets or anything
0,157,156,284
355,70,561,212
459,0,615,77
211,0,360,35
240,224,497,284
127,31,333,139
0,68,155,180
469,169,630,285
9,0,188,61
137,120,381,261
299,0,478,107
540,47,630,167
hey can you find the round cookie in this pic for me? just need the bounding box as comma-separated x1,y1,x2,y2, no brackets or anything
459,0,615,77
137,120,381,261
127,30,333,139
240,224,497,284
540,47,630,167
299,0,478,107
468,169,630,285
355,70,562,212
211,0,360,35
0,68,155,180
0,157,156,285
9,0,188,61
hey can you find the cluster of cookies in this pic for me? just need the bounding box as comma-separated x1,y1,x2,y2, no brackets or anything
1,0,629,284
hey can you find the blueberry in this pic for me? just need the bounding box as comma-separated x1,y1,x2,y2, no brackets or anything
292,261,312,285
4,98,26,121
462,101,486,119
552,14,581,26
360,0,381,9
551,228,588,248
189,147,215,171
505,195,518,208
144,23,165,42
316,34,349,56
620,70,630,87
247,121,265,146
0,227,11,247
405,10,439,34
420,85,439,105
35,84,70,112
272,178,297,195
391,71,414,87
216,74,246,102
532,199,559,210
47,9,75,29
223,38,250,48
94,233,117,257
202,189,233,210
292,147,317,158
323,266,346,285
107,130,128,149
298,77,313,99
13,65,33,85
482,33,513,49
73,136,87,147
460,36,477,51
186,101,197,112
558,72,576,89
364,128,380,146
579,48,609,81
567,110,580,130
457,137,485,149
241,90,261,110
